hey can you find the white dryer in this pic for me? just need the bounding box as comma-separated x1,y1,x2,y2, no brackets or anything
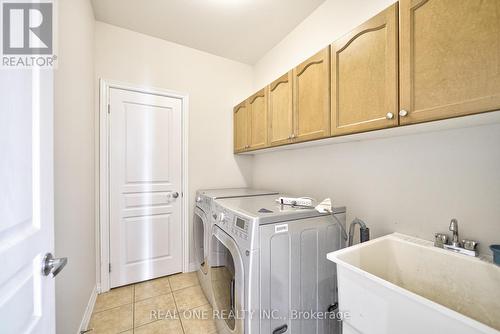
210,195,346,334
193,189,278,304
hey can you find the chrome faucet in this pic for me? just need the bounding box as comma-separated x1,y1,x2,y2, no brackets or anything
348,218,370,246
434,218,479,257
449,218,460,247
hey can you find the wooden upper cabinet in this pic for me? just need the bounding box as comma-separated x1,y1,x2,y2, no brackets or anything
331,3,398,136
293,47,331,143
248,88,268,150
399,0,500,125
233,101,249,153
268,71,293,146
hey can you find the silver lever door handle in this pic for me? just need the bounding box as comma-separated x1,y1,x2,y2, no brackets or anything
172,192,179,199
42,253,68,277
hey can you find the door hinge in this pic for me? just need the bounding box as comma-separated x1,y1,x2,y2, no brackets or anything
107,104,110,114
109,263,111,272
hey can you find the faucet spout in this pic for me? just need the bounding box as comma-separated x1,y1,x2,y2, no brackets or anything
348,218,369,246
449,218,460,247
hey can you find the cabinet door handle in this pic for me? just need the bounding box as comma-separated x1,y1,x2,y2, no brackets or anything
399,109,409,117
386,112,394,120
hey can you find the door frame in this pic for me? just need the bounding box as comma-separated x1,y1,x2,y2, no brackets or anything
96,79,189,293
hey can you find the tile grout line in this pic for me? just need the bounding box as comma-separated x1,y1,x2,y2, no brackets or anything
132,277,187,330
170,281,187,334
91,302,134,315
132,284,135,333
94,275,206,333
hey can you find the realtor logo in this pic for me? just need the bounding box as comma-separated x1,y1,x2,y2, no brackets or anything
1,0,57,67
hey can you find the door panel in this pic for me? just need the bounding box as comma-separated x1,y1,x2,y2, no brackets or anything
109,88,183,287
124,215,172,263
124,104,171,182
248,89,268,150
0,69,55,333
233,102,248,153
400,0,500,124
331,3,398,135
268,72,293,146
293,47,331,142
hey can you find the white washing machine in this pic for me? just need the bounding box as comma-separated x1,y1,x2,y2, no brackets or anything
193,189,278,304
210,195,346,334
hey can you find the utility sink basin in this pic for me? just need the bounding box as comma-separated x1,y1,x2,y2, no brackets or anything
327,233,500,334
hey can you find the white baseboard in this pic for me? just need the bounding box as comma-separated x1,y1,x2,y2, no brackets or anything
77,285,97,334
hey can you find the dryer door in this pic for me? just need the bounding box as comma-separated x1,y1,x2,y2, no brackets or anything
193,207,208,274
210,225,244,334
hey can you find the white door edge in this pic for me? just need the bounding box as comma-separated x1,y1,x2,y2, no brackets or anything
96,79,189,293
77,285,97,333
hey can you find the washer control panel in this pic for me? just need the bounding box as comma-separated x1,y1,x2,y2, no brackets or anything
213,204,250,242
233,216,249,239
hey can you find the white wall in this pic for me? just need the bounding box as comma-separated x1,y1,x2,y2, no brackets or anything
253,0,395,88
94,22,254,264
54,0,96,333
250,0,500,255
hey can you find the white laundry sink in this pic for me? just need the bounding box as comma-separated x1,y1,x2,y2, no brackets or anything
327,233,500,334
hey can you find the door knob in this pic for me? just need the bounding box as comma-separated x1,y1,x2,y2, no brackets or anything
386,112,394,120
42,253,67,277
172,192,179,199
399,109,409,117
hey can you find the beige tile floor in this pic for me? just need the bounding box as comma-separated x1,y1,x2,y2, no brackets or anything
87,272,218,334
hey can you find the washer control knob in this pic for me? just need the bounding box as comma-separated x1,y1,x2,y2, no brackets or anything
219,213,225,222
196,196,201,203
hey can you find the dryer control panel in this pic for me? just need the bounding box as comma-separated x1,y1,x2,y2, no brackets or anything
213,203,252,246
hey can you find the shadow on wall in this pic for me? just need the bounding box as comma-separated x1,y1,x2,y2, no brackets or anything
250,123,500,256
234,154,254,186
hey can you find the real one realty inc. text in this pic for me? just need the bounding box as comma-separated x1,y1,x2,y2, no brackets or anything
150,309,351,321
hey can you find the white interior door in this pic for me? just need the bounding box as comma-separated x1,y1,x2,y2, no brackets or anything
109,88,183,288
0,69,57,333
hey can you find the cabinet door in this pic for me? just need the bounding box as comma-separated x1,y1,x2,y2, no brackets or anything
268,72,293,146
331,3,398,136
293,47,331,142
248,88,268,150
233,101,249,153
400,0,500,124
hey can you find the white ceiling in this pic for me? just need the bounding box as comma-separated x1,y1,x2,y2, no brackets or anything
91,0,326,64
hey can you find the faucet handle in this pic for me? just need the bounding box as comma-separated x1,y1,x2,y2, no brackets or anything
449,218,458,232
462,239,478,251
